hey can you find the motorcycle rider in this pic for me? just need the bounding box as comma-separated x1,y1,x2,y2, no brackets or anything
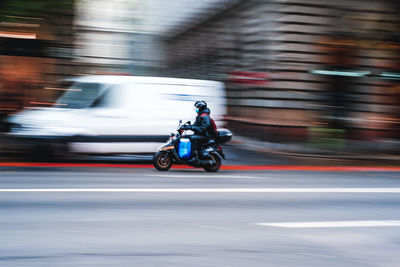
181,100,216,161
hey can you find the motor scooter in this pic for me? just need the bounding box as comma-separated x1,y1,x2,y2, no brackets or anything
153,120,232,172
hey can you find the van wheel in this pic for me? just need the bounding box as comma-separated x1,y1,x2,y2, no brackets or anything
31,143,55,160
203,154,221,172
153,152,173,171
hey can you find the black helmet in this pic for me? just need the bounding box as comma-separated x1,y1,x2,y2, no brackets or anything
194,100,207,112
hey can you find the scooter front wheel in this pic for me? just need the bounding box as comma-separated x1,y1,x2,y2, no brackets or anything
153,151,173,171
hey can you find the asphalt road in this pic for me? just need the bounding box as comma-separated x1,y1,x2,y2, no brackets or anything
1,168,400,266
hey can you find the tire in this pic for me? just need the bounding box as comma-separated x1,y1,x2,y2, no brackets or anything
153,151,173,171
32,143,69,161
31,143,55,161
203,154,221,172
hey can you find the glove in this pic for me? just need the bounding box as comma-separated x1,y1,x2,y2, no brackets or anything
182,125,191,130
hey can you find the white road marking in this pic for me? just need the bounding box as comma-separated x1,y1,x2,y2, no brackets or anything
193,224,235,231
148,174,261,179
1,188,400,193
256,220,400,228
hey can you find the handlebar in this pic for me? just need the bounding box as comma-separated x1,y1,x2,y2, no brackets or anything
177,121,191,135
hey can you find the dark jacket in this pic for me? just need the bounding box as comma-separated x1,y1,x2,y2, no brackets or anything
188,108,214,139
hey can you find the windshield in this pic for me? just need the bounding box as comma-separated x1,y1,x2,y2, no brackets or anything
56,82,100,109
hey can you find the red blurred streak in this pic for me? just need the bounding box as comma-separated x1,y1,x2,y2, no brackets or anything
0,31,36,39
0,163,154,168
221,166,400,171
0,162,399,172
229,71,269,86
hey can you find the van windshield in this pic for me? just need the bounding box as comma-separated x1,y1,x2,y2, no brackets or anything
56,82,100,109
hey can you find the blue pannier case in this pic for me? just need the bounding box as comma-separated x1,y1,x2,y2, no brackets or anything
178,138,191,159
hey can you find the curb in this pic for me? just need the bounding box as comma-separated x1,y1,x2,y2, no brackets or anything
228,136,400,161
1,162,400,171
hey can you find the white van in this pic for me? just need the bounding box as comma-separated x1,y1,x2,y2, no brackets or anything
4,75,226,154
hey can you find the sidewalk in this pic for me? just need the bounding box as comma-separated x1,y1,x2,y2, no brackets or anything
228,135,400,163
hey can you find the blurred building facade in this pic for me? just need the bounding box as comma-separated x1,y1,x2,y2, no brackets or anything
0,0,75,123
0,0,155,122
74,0,147,74
165,0,400,143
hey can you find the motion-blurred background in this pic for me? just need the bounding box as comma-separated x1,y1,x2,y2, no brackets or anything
1,0,400,156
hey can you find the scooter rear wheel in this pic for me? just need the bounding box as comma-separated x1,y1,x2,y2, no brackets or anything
153,152,173,171
203,154,221,172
